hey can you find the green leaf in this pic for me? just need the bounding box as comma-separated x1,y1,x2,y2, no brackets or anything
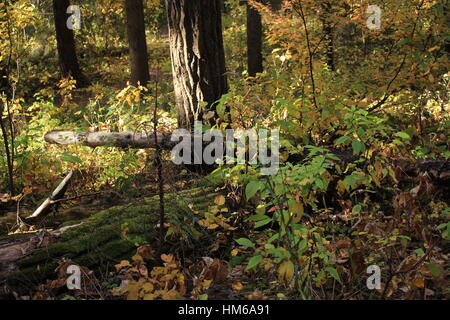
426,264,441,278
315,178,326,190
297,239,308,254
395,132,411,140
245,255,263,271
245,214,270,222
230,256,245,267
216,104,226,118
245,181,263,200
415,248,425,256
60,152,83,164
351,139,365,155
235,238,255,248
325,267,342,284
254,218,272,228
352,204,362,214
268,233,280,243
334,136,350,145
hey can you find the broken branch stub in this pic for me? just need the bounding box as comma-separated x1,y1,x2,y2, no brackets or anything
26,171,74,221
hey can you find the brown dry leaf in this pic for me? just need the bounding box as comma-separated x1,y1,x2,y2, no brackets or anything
393,165,403,183
22,187,33,195
386,276,402,297
396,255,418,273
199,258,229,283
232,282,244,291
246,290,268,300
132,254,144,266
115,260,132,271
137,245,155,260
412,276,425,288
161,254,174,263
338,199,353,217
0,193,10,202
335,239,351,249
48,278,67,290
349,250,365,279
139,264,149,278
55,260,74,278
410,172,434,199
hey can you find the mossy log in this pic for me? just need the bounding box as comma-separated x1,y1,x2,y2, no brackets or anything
3,185,218,295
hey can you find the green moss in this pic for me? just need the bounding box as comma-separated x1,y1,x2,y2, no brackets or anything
10,186,218,289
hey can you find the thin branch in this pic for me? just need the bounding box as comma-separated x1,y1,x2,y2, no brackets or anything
293,2,319,110
369,0,425,113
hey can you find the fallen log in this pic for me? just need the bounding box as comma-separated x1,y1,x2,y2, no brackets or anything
44,130,450,183
44,130,177,149
0,223,85,286
4,186,218,294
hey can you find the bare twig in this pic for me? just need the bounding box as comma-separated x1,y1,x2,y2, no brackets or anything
293,2,319,110
369,0,425,113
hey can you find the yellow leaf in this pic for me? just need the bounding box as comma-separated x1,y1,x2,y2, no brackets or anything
115,260,131,271
142,282,154,293
207,223,219,230
161,254,174,263
232,282,244,291
214,195,226,206
132,254,144,265
278,260,295,283
289,200,303,214
126,284,140,300
143,293,156,300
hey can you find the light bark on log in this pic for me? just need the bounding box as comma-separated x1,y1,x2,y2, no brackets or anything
44,130,178,149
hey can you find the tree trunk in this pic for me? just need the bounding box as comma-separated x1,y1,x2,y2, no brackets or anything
165,0,228,130
247,1,263,77
52,0,88,87
125,0,150,86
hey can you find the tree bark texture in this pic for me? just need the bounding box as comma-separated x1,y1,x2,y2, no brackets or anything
247,1,263,77
52,0,87,86
165,0,228,129
125,0,150,86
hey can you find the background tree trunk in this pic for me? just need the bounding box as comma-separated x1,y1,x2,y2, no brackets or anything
320,1,335,72
125,0,150,86
165,0,228,130
52,0,87,87
247,1,263,77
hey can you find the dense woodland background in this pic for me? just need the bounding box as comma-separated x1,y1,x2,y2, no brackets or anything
0,0,449,300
